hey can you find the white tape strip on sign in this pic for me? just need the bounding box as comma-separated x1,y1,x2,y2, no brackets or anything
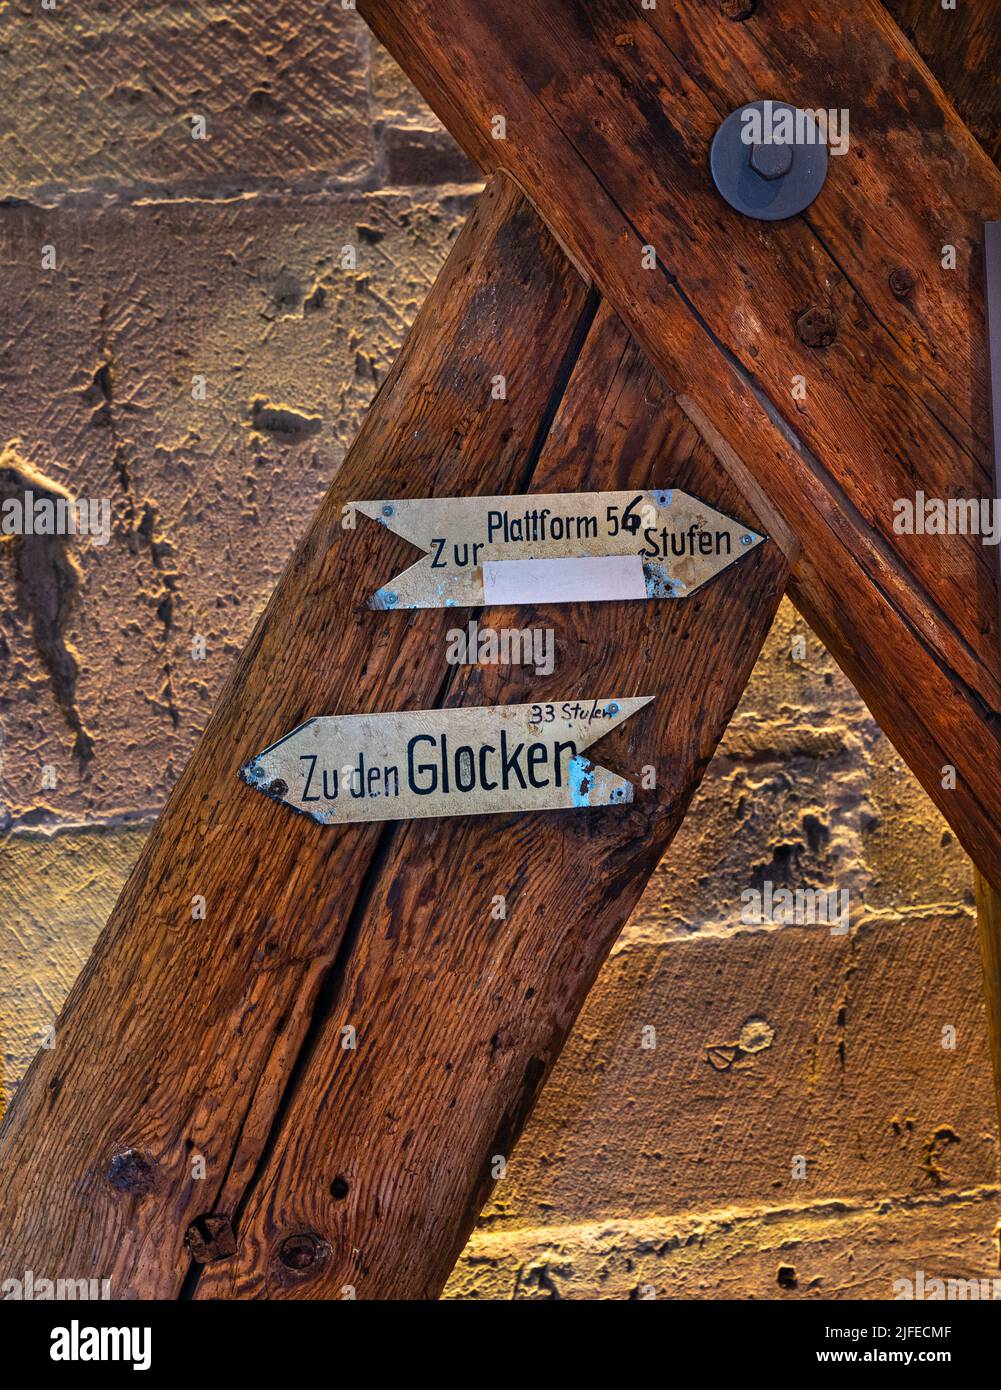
482,554,646,606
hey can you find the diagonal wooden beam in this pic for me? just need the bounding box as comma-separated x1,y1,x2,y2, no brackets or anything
884,0,1001,165
0,179,586,1294
359,0,1001,893
0,178,786,1297
195,296,786,1300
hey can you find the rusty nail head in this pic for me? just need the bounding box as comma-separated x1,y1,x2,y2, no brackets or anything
107,1147,156,1196
796,305,838,349
888,266,915,300
185,1214,237,1264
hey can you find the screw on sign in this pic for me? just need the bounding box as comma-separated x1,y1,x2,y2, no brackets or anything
354,488,764,610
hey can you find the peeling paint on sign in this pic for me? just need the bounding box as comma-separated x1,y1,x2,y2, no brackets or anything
353,490,765,609
241,697,653,824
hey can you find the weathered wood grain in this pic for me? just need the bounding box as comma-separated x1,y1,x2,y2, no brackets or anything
0,177,594,1297
196,301,787,1300
884,0,1001,164
358,0,1001,890
890,6,1001,1151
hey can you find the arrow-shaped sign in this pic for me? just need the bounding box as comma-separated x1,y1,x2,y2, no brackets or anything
241,697,652,824
352,489,764,609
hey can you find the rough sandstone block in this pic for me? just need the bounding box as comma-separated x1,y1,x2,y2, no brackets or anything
447,1186,1001,1299
0,190,472,827
477,912,996,1230
0,827,146,1106
626,604,971,947
0,1,375,199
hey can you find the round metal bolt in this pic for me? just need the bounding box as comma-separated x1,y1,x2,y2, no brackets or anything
749,141,793,181
796,305,837,349
888,266,915,300
740,533,754,546
384,590,398,607
382,504,394,517
710,101,828,222
267,778,288,798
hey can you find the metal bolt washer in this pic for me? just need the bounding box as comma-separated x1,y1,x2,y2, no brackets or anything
710,100,829,221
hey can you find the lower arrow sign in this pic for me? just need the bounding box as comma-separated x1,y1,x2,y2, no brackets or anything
241,697,652,824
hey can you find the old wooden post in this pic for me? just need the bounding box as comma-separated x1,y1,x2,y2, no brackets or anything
359,0,1001,1122
0,178,785,1297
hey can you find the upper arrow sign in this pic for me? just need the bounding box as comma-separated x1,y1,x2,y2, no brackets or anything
353,489,764,609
